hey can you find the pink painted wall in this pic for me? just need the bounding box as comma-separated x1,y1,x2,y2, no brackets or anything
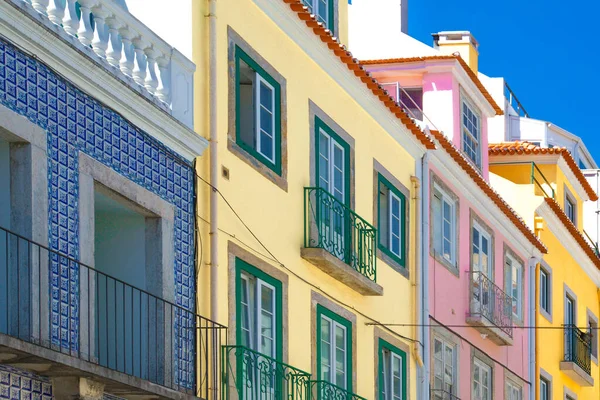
429,164,530,399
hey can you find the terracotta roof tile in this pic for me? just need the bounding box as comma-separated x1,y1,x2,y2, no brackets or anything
281,0,436,149
543,197,600,269
361,56,504,116
430,131,547,254
489,142,598,201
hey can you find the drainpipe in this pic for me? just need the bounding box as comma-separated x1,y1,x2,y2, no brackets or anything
410,175,423,367
417,151,431,400
529,256,539,400
207,0,219,399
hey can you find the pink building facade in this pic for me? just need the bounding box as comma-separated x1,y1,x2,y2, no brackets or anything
364,52,545,400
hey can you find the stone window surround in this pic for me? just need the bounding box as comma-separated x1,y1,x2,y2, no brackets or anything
372,327,411,400
308,100,356,209
563,385,578,400
503,244,525,326
539,261,553,323
227,27,288,191
429,323,460,396
563,283,578,326
586,308,599,365
310,291,357,390
77,152,175,360
372,159,411,279
0,103,49,342
430,172,460,276
563,185,577,226
470,348,494,399
227,241,290,362
469,210,495,278
539,368,553,400
504,369,525,400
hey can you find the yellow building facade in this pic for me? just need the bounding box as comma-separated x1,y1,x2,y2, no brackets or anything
191,0,435,399
489,143,600,399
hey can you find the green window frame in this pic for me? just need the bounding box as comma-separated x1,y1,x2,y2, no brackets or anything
377,174,407,267
235,257,283,361
234,46,282,175
316,305,353,391
314,116,351,206
301,0,335,33
378,339,407,400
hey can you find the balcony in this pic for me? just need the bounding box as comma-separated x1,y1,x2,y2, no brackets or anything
4,0,194,129
466,272,513,345
307,380,366,400
430,389,461,400
302,187,382,296
221,345,311,400
0,226,227,399
560,324,594,386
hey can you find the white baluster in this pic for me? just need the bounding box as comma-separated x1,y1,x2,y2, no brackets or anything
31,0,49,14
91,6,109,58
62,0,80,37
131,37,148,86
144,47,159,94
119,27,134,77
47,0,66,26
105,17,123,67
155,54,170,104
76,0,97,47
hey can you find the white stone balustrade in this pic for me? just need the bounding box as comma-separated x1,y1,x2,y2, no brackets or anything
19,0,195,128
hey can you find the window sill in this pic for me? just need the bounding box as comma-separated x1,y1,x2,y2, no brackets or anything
301,247,383,296
228,139,288,192
378,249,408,279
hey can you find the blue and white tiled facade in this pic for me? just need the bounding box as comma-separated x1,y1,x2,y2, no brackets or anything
0,39,197,394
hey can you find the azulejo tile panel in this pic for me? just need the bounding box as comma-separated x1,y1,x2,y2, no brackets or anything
0,365,52,400
0,39,196,389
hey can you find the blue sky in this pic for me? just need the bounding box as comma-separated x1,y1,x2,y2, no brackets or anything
409,0,598,161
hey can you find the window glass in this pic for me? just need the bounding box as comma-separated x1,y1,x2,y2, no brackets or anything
235,47,281,174
589,318,598,359
539,378,549,400
472,359,491,400
240,272,277,357
432,187,456,265
540,268,550,314
318,308,351,390
433,338,456,396
399,87,423,121
505,255,523,320
506,382,522,400
472,223,491,277
461,96,481,168
302,0,332,30
380,341,406,400
378,175,406,266
565,196,576,224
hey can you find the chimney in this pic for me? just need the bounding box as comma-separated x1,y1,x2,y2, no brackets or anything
432,31,479,74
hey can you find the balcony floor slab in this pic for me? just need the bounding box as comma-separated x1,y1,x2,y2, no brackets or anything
465,314,513,346
301,247,383,296
0,333,195,400
559,361,594,387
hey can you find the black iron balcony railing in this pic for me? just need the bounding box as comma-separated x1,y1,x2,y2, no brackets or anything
564,324,592,375
468,271,513,338
221,345,311,400
583,230,600,257
0,225,227,397
304,187,377,281
307,380,366,400
430,389,461,400
504,82,529,118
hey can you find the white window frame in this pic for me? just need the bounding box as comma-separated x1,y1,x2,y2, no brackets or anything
240,272,277,357
388,190,402,259
505,253,523,321
381,347,404,400
320,315,348,389
461,93,482,168
540,377,550,400
302,0,330,27
506,380,522,400
432,337,457,396
472,358,492,400
432,184,457,265
472,221,492,277
255,73,276,164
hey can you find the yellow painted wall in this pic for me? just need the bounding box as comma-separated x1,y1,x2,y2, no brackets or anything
192,0,424,398
491,162,600,399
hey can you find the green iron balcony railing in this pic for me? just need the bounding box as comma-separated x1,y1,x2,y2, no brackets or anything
489,161,555,199
221,345,311,400
303,187,377,282
564,324,592,376
307,380,366,400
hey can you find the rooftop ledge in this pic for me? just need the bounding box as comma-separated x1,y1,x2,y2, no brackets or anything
1,0,206,161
